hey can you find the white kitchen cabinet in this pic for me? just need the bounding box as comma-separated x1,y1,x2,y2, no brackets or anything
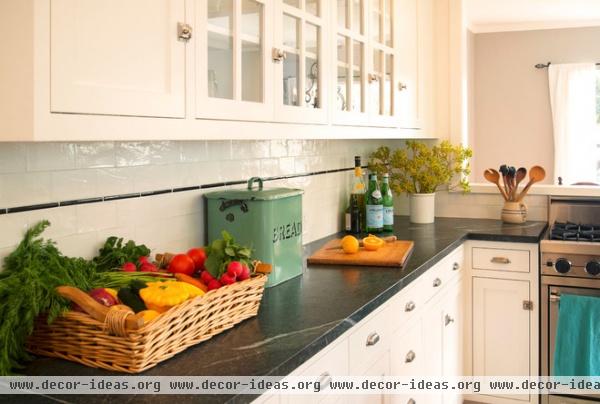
0,0,442,140
196,0,274,121
465,241,539,404
50,0,187,118
349,350,390,404
390,318,423,404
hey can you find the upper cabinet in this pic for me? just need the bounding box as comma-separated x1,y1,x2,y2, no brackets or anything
197,0,274,121
0,0,441,141
50,0,187,118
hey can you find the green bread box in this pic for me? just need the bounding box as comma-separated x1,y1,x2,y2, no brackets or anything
204,177,304,288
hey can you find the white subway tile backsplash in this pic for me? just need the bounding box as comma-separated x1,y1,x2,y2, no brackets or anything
76,142,116,168
207,140,232,161
270,139,288,158
27,143,76,172
179,141,208,163
232,140,270,159
76,202,118,233
0,143,27,174
260,158,281,177
96,167,135,196
51,169,98,202
0,172,53,208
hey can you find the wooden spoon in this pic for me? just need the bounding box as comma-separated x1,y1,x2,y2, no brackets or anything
484,169,509,200
512,167,527,200
516,166,546,202
56,286,144,330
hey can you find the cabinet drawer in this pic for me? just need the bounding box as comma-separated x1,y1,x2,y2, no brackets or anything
421,247,464,303
472,247,530,273
348,308,390,375
297,339,348,403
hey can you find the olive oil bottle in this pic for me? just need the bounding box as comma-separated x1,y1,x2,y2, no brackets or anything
366,173,383,233
345,156,366,233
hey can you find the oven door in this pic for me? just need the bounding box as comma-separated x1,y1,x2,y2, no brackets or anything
542,276,600,402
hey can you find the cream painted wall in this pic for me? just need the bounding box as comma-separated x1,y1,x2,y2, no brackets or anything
471,26,600,184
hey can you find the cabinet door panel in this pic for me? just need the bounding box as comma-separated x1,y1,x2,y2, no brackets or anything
472,277,530,401
50,0,186,118
442,285,463,404
396,0,418,128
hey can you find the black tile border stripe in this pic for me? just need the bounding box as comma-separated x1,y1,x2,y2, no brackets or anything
0,166,365,215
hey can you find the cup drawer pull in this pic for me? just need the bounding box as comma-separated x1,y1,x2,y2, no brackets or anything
491,257,511,264
405,301,416,312
432,278,442,287
452,262,460,271
405,350,416,363
318,372,332,390
366,332,380,346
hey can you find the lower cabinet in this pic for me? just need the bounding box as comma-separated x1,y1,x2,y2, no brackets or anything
466,241,539,404
350,351,391,404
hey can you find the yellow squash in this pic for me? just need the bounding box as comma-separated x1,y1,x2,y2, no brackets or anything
139,281,204,313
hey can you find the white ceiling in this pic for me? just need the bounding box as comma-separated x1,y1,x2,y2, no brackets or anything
466,0,600,33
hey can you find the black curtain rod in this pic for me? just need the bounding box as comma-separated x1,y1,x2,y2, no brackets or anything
535,61,600,69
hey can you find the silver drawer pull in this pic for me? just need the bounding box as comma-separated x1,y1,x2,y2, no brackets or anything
366,332,380,346
432,278,442,287
444,314,454,326
318,372,332,390
407,399,416,404
491,257,511,264
405,301,416,312
452,262,460,271
405,350,416,363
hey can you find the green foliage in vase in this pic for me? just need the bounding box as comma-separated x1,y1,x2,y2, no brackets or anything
368,140,472,194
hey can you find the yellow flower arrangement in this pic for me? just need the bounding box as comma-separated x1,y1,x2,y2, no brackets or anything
369,140,472,194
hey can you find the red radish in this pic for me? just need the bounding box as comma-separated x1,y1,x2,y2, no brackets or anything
138,256,150,265
168,254,195,276
122,262,137,272
200,270,214,284
220,273,236,285
227,261,243,278
187,248,207,271
207,279,222,290
140,263,158,272
238,264,251,281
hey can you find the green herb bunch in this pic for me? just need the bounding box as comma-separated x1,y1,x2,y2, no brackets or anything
204,231,253,279
369,140,472,194
93,236,150,272
0,221,97,375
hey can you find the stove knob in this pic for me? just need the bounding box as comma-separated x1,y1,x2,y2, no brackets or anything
555,258,572,274
585,260,600,276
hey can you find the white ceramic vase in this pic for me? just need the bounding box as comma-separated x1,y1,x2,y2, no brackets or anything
409,193,436,224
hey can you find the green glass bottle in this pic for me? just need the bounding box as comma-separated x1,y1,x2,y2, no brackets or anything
366,173,383,233
350,156,366,232
381,173,394,232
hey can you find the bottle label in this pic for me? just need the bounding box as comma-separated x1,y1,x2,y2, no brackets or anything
383,207,394,226
366,205,383,229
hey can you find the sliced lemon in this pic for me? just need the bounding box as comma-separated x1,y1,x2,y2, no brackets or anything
363,235,385,251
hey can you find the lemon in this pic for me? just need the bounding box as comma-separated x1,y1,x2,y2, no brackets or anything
363,235,385,251
341,235,360,254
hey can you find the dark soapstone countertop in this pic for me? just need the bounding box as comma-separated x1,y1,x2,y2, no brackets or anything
14,217,548,404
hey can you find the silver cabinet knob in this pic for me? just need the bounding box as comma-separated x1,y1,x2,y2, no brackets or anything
398,82,407,91
432,278,442,288
177,22,192,42
366,332,380,346
444,314,454,326
405,301,416,312
272,48,287,62
405,350,416,363
452,262,460,271
318,372,332,390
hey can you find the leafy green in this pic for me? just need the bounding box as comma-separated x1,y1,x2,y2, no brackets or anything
92,236,150,272
204,231,254,278
369,140,473,194
0,221,97,375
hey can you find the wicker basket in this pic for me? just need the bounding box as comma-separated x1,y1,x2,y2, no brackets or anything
27,274,267,373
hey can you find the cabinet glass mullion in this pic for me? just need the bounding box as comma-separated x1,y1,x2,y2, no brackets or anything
233,0,242,101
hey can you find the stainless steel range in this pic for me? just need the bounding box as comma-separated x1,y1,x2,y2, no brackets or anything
541,196,600,404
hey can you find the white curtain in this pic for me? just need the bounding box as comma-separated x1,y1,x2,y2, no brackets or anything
548,63,598,185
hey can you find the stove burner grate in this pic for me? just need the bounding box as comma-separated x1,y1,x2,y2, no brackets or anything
551,222,600,242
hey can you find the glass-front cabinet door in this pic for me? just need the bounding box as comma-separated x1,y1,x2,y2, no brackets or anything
197,0,273,121
273,0,328,124
333,0,400,127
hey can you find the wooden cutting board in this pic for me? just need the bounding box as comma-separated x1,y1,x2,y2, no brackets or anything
307,238,414,267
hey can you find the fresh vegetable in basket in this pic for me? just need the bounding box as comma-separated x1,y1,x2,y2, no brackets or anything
204,231,253,279
93,236,151,272
0,221,97,375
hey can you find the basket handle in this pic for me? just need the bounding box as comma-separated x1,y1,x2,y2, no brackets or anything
247,177,264,191
56,286,144,331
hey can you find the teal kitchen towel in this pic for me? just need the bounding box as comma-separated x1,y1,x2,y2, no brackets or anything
553,293,600,376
